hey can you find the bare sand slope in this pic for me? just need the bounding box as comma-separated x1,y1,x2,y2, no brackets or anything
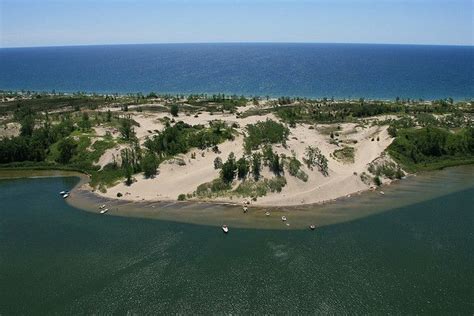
256,125,392,206
101,136,246,200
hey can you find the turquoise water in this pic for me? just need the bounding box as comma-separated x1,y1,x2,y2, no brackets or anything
1,43,473,99
0,174,473,314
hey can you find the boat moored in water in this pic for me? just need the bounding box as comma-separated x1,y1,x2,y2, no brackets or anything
100,208,109,214
281,216,287,221
222,225,229,233
310,224,316,230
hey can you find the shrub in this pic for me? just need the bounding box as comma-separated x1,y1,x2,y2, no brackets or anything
296,170,308,182
288,155,302,177
395,167,405,179
195,178,232,197
214,157,223,169
119,117,136,141
374,176,382,186
267,176,287,193
177,194,186,201
170,104,179,117
333,146,355,163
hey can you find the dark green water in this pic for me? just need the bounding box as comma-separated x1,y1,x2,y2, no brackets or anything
1,175,473,314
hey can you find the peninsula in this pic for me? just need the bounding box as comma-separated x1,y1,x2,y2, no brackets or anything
1,92,473,207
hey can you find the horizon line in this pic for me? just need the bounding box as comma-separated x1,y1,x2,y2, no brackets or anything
1,41,473,49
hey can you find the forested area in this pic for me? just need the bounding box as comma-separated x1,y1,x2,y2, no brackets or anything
388,127,474,171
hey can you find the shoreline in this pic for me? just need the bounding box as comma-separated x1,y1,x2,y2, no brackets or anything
2,88,472,103
2,165,473,230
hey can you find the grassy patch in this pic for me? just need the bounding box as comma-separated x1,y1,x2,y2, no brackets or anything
195,178,232,198
194,176,287,199
333,146,355,163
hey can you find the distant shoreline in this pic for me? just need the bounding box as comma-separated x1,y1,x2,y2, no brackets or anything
1,89,472,103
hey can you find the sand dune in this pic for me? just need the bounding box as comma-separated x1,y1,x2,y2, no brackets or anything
93,110,394,206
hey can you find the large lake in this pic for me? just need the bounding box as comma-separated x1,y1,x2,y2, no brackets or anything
1,43,473,99
0,166,473,314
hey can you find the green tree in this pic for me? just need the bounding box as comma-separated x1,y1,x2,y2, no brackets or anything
251,152,262,181
220,152,236,183
119,117,136,141
56,138,77,164
269,152,283,176
141,151,158,178
236,157,249,180
303,146,328,176
20,115,35,137
125,166,133,186
170,104,179,117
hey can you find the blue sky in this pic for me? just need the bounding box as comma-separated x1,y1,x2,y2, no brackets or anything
0,0,472,47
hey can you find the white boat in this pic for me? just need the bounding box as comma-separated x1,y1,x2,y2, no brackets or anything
380,191,385,195
310,224,316,230
222,225,229,233
100,208,109,214
265,212,270,216
243,206,248,213
62,193,69,199
59,190,68,195
281,216,287,221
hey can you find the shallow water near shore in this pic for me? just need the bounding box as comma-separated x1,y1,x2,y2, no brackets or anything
66,165,474,229
0,166,473,313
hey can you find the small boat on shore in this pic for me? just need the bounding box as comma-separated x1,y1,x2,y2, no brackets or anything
100,208,109,214
62,193,69,199
281,216,287,221
310,224,316,230
380,191,385,195
222,225,229,233
265,211,270,216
